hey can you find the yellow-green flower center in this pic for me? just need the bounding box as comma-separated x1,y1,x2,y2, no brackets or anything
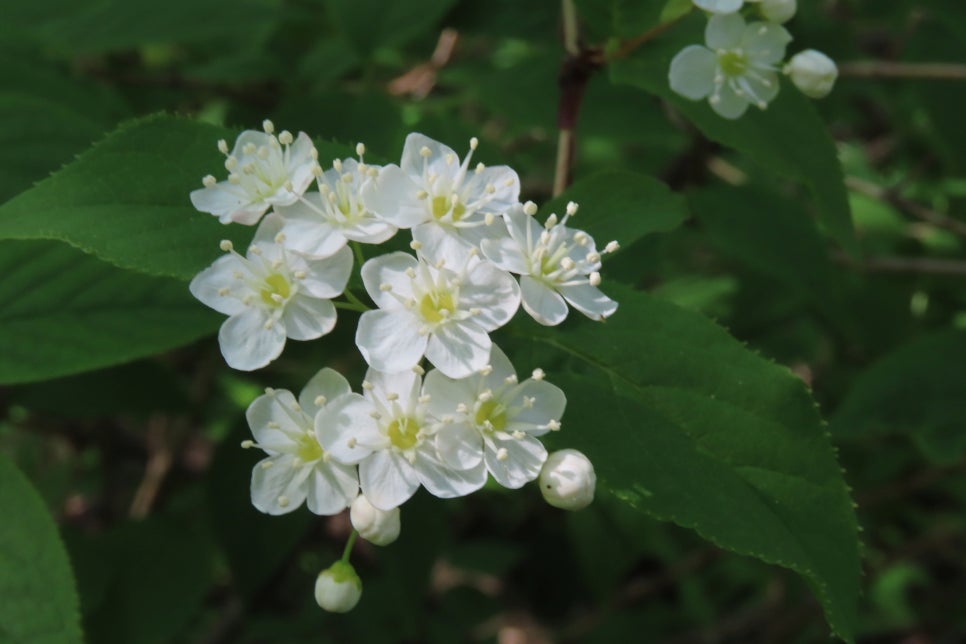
474,400,507,432
387,417,420,450
295,433,324,461
718,51,748,77
431,195,466,221
260,273,291,307
419,290,457,324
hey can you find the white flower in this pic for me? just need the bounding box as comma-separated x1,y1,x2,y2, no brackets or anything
423,345,565,489
481,201,618,326
784,49,838,99
362,132,520,259
316,369,487,510
242,369,359,515
759,0,796,23
693,0,743,14
350,495,401,546
189,213,352,370
274,146,397,258
539,449,596,511
355,247,520,378
190,120,317,225
669,13,792,119
315,561,362,613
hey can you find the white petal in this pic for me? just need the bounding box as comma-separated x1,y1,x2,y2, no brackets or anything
359,450,420,510
485,435,547,489
520,276,569,326
281,295,336,341
558,282,618,321
459,166,520,214
219,308,286,371
669,45,718,100
356,310,428,373
304,462,359,515
300,246,353,299
399,132,458,181
425,321,491,378
246,389,305,451
275,197,349,258
742,21,792,65
299,367,352,416
480,234,529,275
189,184,262,224
422,369,479,420
252,211,286,245
342,217,397,245
361,252,418,309
316,394,379,464
364,369,421,409
250,454,312,515
415,446,487,498
189,255,247,316
710,81,750,119
435,422,484,470
503,204,543,255
460,262,520,331
694,0,743,14
411,222,477,264
507,380,567,433
362,165,427,228
286,132,319,194
706,13,746,49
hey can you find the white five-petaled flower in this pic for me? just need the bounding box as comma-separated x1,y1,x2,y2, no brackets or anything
356,247,520,378
362,132,520,259
242,369,359,515
189,213,353,370
316,369,487,510
423,345,565,489
481,201,618,326
669,13,792,119
190,119,318,225
274,146,397,258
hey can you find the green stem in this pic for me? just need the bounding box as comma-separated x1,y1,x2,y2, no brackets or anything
334,300,369,313
341,530,359,563
351,241,366,268
343,289,370,311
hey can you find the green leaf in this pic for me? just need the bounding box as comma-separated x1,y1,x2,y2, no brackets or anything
0,114,355,281
0,239,219,385
0,452,83,644
512,285,859,641
830,329,966,464
609,15,857,254
542,170,688,249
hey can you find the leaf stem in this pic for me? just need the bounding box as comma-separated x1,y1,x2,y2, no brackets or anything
338,289,370,312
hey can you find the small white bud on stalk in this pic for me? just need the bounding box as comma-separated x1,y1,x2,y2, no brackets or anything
759,0,796,24
539,449,596,510
784,49,838,99
350,495,401,546
315,561,363,613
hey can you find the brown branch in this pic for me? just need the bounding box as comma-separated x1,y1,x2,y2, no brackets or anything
832,251,966,277
129,415,173,519
846,176,966,237
838,61,966,81
607,11,694,62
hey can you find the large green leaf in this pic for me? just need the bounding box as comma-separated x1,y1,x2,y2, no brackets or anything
609,13,857,254
831,329,966,464
0,452,83,644
0,239,219,385
543,170,688,248
324,0,460,56
511,285,859,641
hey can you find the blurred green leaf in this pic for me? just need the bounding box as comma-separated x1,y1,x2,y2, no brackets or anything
0,452,83,644
831,329,966,464
0,240,218,384
610,14,857,254
324,0,459,57
514,285,859,641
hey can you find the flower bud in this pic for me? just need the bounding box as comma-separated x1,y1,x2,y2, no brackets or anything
314,561,362,613
350,495,401,546
759,0,796,24
784,49,838,99
539,449,596,511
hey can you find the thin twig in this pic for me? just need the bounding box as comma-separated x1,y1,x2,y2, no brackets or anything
832,251,966,277
838,61,966,81
129,415,173,519
846,176,966,237
607,11,694,62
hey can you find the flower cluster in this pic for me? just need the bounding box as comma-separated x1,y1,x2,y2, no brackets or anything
189,123,610,610
669,1,838,118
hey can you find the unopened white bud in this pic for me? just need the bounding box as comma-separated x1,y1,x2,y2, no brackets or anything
350,495,401,546
785,49,838,99
759,0,796,24
539,449,596,511
314,561,362,613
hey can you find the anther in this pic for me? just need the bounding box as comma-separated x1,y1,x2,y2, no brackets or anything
485,213,495,225
523,201,538,216
262,119,275,134
279,130,293,145
586,252,600,264
479,364,493,376
217,287,230,296
217,139,229,154
412,365,426,376
356,142,366,156
332,158,343,172
242,143,257,155
478,389,493,402
409,240,422,250
202,174,216,187
532,368,545,381
314,395,327,406
416,190,428,200
560,257,575,271
241,440,254,449
405,267,416,278
496,448,508,461
294,270,306,279
362,380,374,390
278,496,289,507
261,461,274,469
545,214,558,228
386,392,399,401
225,156,238,171
379,283,393,292
504,374,518,385
456,403,468,414
512,430,525,440
566,201,579,216
418,394,431,404
257,145,270,160
547,419,561,431
274,232,286,244
420,146,432,157
475,162,485,174
604,240,620,253
523,396,535,408
469,136,479,150
347,437,358,448
589,271,601,286
219,240,233,252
